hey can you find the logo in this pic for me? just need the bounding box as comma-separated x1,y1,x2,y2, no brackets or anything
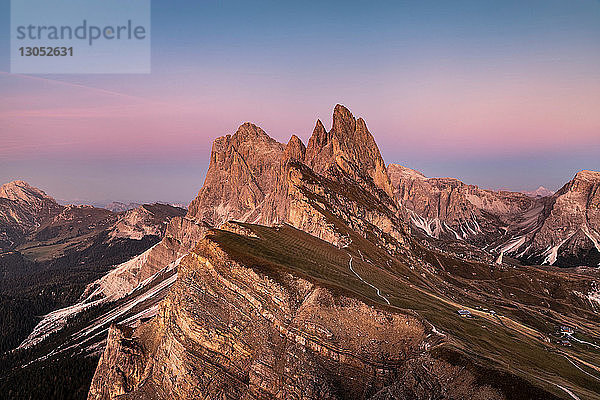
11,0,151,73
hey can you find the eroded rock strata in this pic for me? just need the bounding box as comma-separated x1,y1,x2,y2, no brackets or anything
89,237,504,400
86,105,599,400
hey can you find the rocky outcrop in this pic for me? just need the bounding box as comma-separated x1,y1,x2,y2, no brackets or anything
88,236,501,400
388,164,535,241
513,170,600,266
283,134,306,162
87,325,149,399
108,203,186,240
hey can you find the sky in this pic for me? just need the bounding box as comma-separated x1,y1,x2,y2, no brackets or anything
1,0,599,204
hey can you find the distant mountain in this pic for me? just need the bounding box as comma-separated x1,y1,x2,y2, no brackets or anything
0,182,185,398
0,180,63,250
522,186,554,198
388,164,534,243
388,166,600,267
103,201,142,212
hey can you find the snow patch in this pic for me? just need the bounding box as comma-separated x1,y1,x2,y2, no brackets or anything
501,236,526,254
17,248,182,351
542,237,571,265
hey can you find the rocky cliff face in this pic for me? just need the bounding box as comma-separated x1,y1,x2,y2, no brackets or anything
0,180,63,250
88,105,600,400
187,105,395,236
388,164,535,241
510,170,600,266
389,164,600,267
188,122,286,226
88,236,503,400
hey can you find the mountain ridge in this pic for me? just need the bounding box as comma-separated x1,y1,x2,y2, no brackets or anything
3,106,600,400
85,105,600,400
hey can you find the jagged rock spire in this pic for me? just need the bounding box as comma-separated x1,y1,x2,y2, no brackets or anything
305,104,394,197
283,134,306,162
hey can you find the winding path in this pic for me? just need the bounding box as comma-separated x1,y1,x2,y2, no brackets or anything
347,253,390,305
568,333,600,349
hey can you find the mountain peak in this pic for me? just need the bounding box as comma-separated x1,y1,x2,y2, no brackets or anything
313,119,328,144
332,103,356,135
387,164,427,183
283,134,306,162
0,180,53,204
554,169,600,197
231,122,278,146
522,186,554,198
305,105,393,197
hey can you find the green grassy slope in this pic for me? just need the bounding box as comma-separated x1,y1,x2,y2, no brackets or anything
209,222,600,400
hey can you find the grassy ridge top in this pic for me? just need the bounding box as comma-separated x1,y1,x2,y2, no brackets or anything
208,222,600,400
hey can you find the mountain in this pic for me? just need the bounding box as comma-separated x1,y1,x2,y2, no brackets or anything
502,170,600,267
388,164,536,242
0,180,62,250
16,106,406,376
103,202,142,213
83,106,600,400
0,183,185,399
389,166,600,267
522,186,555,198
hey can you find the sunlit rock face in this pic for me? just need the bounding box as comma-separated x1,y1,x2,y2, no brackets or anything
86,105,598,400
88,238,501,400
389,164,600,267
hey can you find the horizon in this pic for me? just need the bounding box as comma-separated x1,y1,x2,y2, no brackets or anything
1,0,599,203
1,109,593,206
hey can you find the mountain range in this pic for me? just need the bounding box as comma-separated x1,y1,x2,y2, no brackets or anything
1,105,599,400
0,182,185,398
389,165,600,267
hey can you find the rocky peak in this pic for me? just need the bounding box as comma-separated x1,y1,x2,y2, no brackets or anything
332,103,356,135
522,186,554,198
554,169,600,198
0,180,54,205
387,164,426,184
305,105,394,197
306,119,328,149
231,122,275,145
187,122,285,226
283,134,306,162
